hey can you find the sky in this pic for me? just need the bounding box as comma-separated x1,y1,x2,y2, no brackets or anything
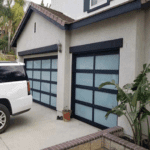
3,0,52,12
28,0,51,6
24,0,52,11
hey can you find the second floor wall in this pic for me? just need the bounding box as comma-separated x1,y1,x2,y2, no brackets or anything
51,0,134,20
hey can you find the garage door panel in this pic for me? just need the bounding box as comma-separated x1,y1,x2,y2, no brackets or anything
95,74,118,89
33,91,40,101
33,81,40,90
51,84,57,94
42,59,51,69
26,61,33,69
41,94,50,105
94,91,117,109
76,73,93,86
75,88,93,104
41,82,50,93
29,80,32,88
34,60,41,69
72,51,119,129
75,103,93,121
95,54,119,70
33,71,41,79
52,59,57,69
51,72,57,82
27,70,32,78
94,109,117,128
25,56,57,110
41,71,50,81
76,56,94,70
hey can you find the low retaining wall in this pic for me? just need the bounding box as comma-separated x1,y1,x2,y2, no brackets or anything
43,126,148,150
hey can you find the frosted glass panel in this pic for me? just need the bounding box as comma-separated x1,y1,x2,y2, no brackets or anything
41,94,49,105
33,91,40,101
51,96,56,107
95,74,118,89
76,73,93,86
26,71,32,78
52,59,57,69
41,82,50,93
76,56,94,70
76,88,92,104
33,71,40,79
94,109,117,128
95,54,119,70
42,59,50,69
34,60,41,69
42,71,50,81
26,61,33,69
33,81,40,90
51,84,57,94
51,72,57,82
94,91,117,109
75,104,92,121
29,80,32,88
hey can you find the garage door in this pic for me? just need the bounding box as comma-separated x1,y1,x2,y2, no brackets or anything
25,56,57,110
72,51,119,129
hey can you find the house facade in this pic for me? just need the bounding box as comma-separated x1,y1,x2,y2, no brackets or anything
11,0,150,139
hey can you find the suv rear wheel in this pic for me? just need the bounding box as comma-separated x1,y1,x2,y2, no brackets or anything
0,104,10,134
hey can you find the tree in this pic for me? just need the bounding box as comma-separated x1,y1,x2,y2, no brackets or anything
0,0,25,53
11,2,24,35
40,0,44,7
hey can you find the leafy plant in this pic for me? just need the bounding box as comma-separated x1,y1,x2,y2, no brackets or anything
99,64,150,149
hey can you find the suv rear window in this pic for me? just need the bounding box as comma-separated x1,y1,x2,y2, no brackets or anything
0,66,28,83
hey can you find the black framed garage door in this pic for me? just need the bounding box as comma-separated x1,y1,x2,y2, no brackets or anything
72,50,119,129
25,56,57,110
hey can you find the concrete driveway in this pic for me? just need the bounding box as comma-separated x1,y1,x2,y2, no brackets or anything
0,103,100,150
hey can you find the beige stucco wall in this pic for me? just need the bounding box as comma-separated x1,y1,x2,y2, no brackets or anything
16,7,150,139
51,0,133,20
70,10,148,137
16,11,72,116
17,12,65,53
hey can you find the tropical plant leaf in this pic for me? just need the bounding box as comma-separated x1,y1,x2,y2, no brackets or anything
129,112,137,121
99,82,115,89
143,64,147,70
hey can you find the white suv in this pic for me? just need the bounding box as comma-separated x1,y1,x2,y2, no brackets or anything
0,61,32,133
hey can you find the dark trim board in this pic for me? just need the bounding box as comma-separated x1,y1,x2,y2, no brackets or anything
18,44,58,56
69,0,141,30
70,38,123,53
11,0,142,47
31,7,67,30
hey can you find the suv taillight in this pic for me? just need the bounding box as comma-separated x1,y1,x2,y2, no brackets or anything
27,81,30,95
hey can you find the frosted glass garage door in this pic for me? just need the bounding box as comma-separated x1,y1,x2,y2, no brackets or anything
72,52,119,129
25,57,57,110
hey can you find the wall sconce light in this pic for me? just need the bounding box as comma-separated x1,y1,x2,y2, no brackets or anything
57,41,62,53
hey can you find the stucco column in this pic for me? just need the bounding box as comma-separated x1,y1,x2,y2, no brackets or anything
57,31,72,116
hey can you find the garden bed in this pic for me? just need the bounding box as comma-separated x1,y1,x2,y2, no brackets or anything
121,136,149,149
43,126,148,150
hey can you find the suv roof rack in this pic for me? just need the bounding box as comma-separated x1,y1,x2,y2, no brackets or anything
0,61,17,63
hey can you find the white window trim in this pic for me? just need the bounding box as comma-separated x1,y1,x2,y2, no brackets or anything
90,0,108,9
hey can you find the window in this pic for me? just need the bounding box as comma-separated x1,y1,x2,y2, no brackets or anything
84,0,110,13
91,0,108,7
34,22,36,33
0,66,28,82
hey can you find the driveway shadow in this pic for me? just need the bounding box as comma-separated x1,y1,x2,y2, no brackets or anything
7,115,32,131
